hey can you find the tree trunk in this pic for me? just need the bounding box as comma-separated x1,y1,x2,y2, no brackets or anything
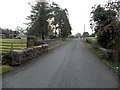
42,34,45,40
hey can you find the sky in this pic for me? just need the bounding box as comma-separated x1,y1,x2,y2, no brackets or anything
0,0,107,35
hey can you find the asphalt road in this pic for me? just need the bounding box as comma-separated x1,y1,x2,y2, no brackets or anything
3,39,118,88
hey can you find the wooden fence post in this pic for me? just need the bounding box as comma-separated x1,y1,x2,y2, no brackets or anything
11,43,13,52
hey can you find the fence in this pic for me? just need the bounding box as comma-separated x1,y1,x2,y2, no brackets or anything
0,39,27,54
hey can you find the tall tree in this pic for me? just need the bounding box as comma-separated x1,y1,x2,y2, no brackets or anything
50,2,72,38
27,1,50,40
60,9,72,38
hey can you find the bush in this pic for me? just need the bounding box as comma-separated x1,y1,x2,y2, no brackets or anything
95,47,115,63
106,51,114,63
96,50,107,59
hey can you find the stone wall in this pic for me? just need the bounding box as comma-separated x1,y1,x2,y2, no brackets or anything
11,44,48,65
2,39,63,65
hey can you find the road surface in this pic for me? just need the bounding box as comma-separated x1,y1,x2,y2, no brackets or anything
3,39,118,88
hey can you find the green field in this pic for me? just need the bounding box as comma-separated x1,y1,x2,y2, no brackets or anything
0,39,27,54
86,37,97,43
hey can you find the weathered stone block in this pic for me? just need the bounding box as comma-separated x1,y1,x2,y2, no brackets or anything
11,50,24,65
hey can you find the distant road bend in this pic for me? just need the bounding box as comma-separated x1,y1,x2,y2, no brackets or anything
3,39,118,88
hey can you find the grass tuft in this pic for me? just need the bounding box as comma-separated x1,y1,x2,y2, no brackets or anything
0,65,13,74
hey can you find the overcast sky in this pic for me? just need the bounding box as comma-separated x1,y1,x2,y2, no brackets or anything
0,0,107,35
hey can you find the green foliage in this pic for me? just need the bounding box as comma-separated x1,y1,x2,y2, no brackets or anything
27,1,72,40
50,3,72,38
59,9,72,38
91,4,120,49
27,1,50,40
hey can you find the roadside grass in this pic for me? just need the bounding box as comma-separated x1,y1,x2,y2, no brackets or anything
0,65,13,74
48,41,64,49
95,50,117,72
102,60,117,72
81,38,92,49
81,37,118,74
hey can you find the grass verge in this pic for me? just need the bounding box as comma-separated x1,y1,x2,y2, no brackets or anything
81,38,118,74
0,65,13,74
48,41,64,49
81,38,92,49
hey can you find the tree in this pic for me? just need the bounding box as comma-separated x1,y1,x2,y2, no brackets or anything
50,3,72,38
105,0,120,49
83,32,89,37
105,0,120,21
27,1,50,40
90,4,119,49
60,9,72,38
27,1,72,40
75,33,81,38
